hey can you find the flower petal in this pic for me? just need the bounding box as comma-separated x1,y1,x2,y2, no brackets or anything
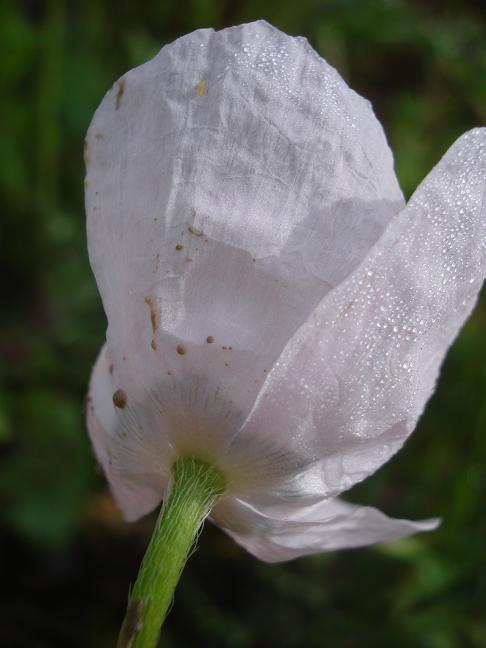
213,496,439,562
234,128,486,502
85,21,403,492
87,345,171,520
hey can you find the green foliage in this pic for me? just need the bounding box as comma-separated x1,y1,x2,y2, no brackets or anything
0,1,484,646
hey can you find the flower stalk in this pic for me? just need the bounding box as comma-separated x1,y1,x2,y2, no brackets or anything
117,456,226,648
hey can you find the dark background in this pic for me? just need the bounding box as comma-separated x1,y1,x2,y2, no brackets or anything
1,1,485,646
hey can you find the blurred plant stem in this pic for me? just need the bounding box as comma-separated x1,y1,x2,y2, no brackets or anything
34,0,63,301
117,457,226,648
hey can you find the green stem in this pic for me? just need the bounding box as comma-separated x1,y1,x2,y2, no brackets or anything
117,457,226,648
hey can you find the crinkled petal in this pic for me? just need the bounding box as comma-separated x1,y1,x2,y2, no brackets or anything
234,128,486,503
212,496,439,562
85,20,404,511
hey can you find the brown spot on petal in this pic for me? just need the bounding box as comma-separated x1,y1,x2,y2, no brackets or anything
176,344,186,356
113,389,127,409
224,362,229,367
151,339,157,350
144,296,159,334
342,301,354,317
175,244,184,251
206,336,214,344
109,364,114,375
115,79,125,110
187,225,203,237
185,257,193,262
195,80,206,96
95,132,103,140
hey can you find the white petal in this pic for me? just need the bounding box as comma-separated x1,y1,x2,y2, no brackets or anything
235,128,486,502
87,345,171,520
213,496,439,562
85,20,403,499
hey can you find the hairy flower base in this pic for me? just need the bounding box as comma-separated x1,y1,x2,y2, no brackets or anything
118,457,226,648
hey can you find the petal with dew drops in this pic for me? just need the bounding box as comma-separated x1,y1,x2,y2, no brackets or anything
233,128,486,504
212,496,439,563
85,21,404,505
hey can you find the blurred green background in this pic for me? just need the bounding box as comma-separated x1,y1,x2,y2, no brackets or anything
1,0,485,646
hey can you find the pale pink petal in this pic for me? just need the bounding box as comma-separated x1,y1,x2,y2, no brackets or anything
234,128,486,503
85,21,403,508
212,496,439,563
87,345,171,520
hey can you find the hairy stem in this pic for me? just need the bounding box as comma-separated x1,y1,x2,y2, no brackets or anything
117,456,226,648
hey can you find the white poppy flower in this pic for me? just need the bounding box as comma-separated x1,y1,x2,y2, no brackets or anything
85,20,485,564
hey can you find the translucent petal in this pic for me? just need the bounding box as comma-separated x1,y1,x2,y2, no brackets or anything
212,496,439,563
234,128,486,503
87,345,171,520
85,21,403,499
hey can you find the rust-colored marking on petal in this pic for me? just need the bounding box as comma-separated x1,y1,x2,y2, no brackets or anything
176,344,186,356
175,244,184,251
144,296,159,334
187,225,203,237
95,132,103,140
195,80,206,96
115,79,125,110
151,339,157,350
342,300,355,317
206,336,214,344
113,389,127,409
